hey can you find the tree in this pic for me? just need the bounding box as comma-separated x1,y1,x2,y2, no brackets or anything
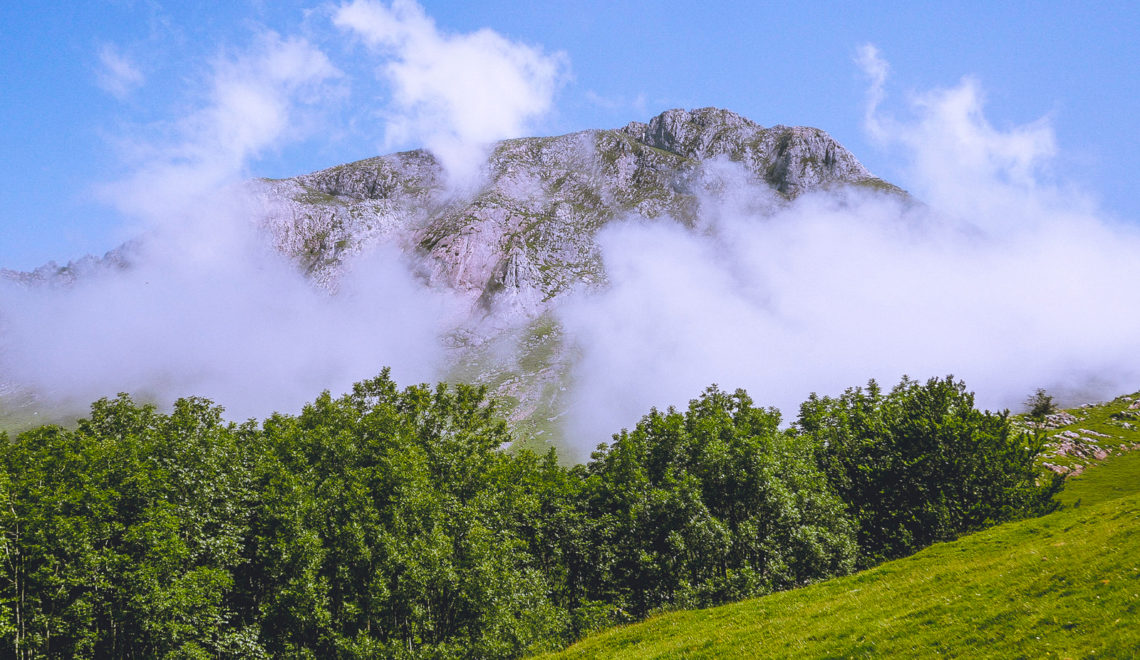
0,395,261,658
1024,388,1058,422
251,369,570,658
577,386,856,618
798,376,1063,566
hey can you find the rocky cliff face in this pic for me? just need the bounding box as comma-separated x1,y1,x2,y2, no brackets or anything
256,107,892,320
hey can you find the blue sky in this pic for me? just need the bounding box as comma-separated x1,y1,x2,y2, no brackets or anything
2,0,1139,270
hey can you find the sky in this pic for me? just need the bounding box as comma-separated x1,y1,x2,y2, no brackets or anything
2,1,1139,271
2,1,1140,448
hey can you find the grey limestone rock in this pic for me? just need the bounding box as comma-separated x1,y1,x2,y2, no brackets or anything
257,107,895,320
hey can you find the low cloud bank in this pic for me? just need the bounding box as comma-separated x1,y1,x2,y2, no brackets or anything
0,27,457,420
558,48,1140,449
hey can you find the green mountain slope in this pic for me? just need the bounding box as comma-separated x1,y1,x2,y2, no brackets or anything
548,398,1140,659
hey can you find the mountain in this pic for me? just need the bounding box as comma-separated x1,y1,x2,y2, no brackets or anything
2,108,901,447
250,108,898,447
256,107,892,308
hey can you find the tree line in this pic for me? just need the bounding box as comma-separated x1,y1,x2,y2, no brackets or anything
0,370,1062,658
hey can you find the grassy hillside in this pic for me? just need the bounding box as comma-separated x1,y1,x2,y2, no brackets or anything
547,393,1140,659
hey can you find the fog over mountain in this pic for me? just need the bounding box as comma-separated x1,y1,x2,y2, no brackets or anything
2,36,1139,458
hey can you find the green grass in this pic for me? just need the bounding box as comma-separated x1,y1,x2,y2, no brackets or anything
1056,449,1140,509
0,389,77,434
546,396,1140,659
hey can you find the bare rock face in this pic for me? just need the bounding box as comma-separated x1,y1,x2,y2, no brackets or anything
253,150,446,290
623,107,761,159
621,108,874,195
257,107,894,321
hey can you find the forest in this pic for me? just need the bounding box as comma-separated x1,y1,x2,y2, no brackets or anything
0,371,1062,658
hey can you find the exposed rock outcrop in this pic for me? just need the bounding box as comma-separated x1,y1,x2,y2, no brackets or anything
256,107,896,321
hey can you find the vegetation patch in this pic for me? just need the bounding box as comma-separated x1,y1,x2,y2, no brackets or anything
549,395,1140,659
0,375,1116,657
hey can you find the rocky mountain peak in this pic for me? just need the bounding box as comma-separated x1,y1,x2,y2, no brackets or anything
621,107,761,159
249,107,899,313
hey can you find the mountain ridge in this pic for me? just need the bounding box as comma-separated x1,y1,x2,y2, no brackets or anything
255,107,897,320
3,107,902,447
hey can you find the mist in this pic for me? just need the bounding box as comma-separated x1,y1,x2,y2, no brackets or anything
0,1,572,422
0,24,460,421
3,14,1139,454
557,48,1140,449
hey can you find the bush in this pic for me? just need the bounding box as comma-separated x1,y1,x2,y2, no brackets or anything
1025,387,1058,422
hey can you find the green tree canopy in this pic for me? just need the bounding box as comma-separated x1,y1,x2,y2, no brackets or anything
797,376,1063,565
0,371,1065,657
577,386,856,618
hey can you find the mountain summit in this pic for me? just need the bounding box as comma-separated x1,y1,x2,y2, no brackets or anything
257,107,894,314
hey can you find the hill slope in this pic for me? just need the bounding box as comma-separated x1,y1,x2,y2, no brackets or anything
548,397,1140,658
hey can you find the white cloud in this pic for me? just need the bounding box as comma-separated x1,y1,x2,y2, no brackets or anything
333,0,568,185
855,43,888,141
100,31,340,227
1,29,457,421
96,43,145,99
556,49,1140,453
857,43,1061,226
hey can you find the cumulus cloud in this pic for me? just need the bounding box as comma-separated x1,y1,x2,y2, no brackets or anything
1,29,457,420
96,43,145,99
857,43,1062,226
557,49,1140,452
101,31,341,225
333,0,568,185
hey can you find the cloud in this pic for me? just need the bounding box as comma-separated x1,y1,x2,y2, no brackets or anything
856,43,1061,226
101,31,341,225
1,29,457,421
96,43,146,99
333,0,568,185
556,49,1140,453
855,43,888,141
